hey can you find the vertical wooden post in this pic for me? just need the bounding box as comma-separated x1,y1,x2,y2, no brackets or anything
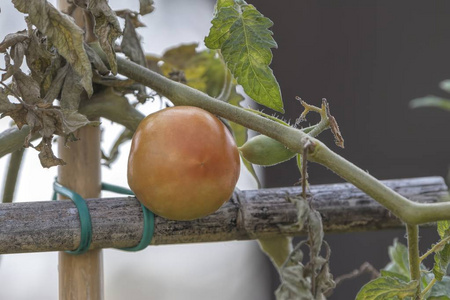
58,126,103,300
57,1,103,299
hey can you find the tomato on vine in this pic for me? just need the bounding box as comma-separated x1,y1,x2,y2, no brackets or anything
127,106,240,220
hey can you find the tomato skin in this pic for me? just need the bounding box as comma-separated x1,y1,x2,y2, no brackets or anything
127,106,240,220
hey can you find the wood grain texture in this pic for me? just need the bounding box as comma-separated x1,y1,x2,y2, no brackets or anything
0,176,447,254
57,125,103,300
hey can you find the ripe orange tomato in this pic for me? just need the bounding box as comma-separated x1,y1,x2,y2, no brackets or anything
127,106,240,220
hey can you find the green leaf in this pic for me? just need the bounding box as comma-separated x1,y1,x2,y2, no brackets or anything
12,0,93,96
409,96,450,112
205,2,283,112
437,220,450,239
433,243,450,281
356,277,418,300
429,276,450,299
384,239,411,280
380,270,410,283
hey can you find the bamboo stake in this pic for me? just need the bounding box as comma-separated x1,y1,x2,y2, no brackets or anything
57,126,103,300
55,0,104,298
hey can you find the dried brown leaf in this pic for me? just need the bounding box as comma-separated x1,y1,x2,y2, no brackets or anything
12,0,93,96
120,11,147,102
60,65,84,110
139,0,154,16
13,70,41,104
87,0,122,75
35,137,65,168
0,30,28,53
42,63,69,103
116,10,146,28
0,88,16,112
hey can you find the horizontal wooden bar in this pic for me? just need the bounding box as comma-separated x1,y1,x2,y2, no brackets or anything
0,176,447,254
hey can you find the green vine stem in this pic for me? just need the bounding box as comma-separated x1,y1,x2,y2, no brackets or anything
94,43,450,225
406,224,421,298
0,127,30,159
420,277,437,298
420,236,450,262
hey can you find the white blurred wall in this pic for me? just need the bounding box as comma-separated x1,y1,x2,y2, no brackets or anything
0,0,272,299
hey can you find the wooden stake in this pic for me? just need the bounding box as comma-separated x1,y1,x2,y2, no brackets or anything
57,125,103,300
56,0,103,297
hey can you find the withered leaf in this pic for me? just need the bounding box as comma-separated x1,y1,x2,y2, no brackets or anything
87,0,122,75
35,137,65,168
162,43,197,70
25,30,58,95
85,43,110,75
121,11,147,102
1,52,15,82
0,30,28,53
0,88,16,112
121,12,146,67
139,0,154,16
61,109,98,134
116,10,146,28
12,0,93,96
60,65,84,110
42,63,69,103
13,70,41,104
10,42,26,70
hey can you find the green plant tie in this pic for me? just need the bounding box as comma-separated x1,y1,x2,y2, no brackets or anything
101,182,155,252
52,180,155,254
52,180,93,255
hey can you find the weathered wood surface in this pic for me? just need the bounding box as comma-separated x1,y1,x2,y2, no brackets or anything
0,176,447,254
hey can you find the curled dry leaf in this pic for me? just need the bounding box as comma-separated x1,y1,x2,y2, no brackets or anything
35,136,65,168
85,0,122,75
139,0,154,16
12,0,93,95
120,10,147,102
323,99,344,148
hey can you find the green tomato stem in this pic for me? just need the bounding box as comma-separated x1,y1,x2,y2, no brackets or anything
420,277,436,298
406,224,421,298
420,235,450,262
90,42,450,225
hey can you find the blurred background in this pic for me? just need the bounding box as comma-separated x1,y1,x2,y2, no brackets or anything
1,0,450,299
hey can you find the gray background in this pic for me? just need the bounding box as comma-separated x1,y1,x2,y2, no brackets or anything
252,1,450,298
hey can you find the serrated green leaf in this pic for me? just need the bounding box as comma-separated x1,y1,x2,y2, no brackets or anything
215,0,235,11
12,0,93,96
409,96,450,112
433,243,450,281
384,239,411,280
437,220,450,239
205,3,283,112
380,270,410,283
356,277,418,300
